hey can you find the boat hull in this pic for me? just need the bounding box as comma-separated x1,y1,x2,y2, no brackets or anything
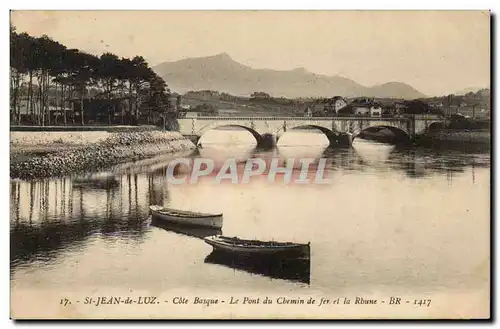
204,236,310,258
150,206,223,229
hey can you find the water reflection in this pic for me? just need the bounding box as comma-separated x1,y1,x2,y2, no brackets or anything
325,140,490,180
196,139,489,182
151,218,222,239
385,146,489,179
109,149,197,176
10,171,170,269
197,145,258,171
195,130,490,177
204,251,311,285
72,173,119,190
10,134,490,277
352,139,395,167
276,145,327,162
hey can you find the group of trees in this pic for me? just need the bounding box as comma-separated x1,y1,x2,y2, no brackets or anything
400,100,439,115
10,25,173,126
249,92,271,99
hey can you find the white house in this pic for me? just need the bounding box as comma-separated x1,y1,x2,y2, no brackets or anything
352,101,382,117
370,106,382,116
354,106,370,116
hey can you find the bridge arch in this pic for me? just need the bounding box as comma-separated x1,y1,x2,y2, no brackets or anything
197,124,262,145
354,125,411,144
278,124,341,146
427,121,446,132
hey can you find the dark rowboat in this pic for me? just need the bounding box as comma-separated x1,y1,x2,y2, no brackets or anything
149,205,223,229
203,235,310,258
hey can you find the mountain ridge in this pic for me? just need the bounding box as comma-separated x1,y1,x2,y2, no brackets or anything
153,53,427,99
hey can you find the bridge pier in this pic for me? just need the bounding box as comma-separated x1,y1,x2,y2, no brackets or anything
327,132,352,148
185,135,201,146
258,133,278,149
337,133,353,147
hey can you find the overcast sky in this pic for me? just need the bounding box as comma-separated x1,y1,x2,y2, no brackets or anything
11,10,490,96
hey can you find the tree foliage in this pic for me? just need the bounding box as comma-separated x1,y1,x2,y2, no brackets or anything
10,25,173,126
250,91,271,99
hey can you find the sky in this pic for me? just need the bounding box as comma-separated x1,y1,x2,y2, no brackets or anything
11,10,490,96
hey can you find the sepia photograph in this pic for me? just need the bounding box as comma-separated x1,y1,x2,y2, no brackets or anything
8,10,491,320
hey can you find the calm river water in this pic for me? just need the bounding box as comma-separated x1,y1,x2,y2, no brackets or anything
10,130,490,319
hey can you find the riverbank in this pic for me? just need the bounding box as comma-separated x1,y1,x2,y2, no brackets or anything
358,127,491,147
415,129,491,147
10,130,195,180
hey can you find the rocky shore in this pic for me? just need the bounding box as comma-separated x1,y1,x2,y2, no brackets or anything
11,130,195,180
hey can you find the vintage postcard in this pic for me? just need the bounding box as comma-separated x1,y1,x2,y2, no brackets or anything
9,10,491,319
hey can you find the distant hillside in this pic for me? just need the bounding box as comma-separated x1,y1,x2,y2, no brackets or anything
455,86,490,96
364,82,425,99
153,53,426,99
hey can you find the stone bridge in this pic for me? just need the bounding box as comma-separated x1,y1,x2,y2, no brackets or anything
177,115,445,147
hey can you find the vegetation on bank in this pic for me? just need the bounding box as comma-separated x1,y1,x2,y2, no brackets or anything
423,89,490,118
10,25,175,127
446,114,490,130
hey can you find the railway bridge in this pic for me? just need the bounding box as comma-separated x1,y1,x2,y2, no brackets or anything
177,115,445,147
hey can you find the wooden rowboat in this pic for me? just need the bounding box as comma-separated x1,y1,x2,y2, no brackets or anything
149,205,223,229
203,235,310,258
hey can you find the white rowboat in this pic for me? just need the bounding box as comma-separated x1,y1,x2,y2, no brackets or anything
149,205,223,229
